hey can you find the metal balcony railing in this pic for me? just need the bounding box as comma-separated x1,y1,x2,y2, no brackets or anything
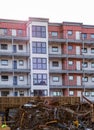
0,68,30,73
0,84,31,89
0,34,29,41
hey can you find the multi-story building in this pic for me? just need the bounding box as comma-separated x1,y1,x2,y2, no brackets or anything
0,17,94,100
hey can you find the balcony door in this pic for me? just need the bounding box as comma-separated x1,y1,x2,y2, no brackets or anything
13,45,17,53
13,60,17,69
13,76,17,85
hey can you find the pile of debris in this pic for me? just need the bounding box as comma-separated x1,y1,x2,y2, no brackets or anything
11,96,94,130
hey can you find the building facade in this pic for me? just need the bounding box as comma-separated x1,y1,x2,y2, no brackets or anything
0,17,94,100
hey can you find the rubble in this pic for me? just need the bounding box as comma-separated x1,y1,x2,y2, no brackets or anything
9,96,94,130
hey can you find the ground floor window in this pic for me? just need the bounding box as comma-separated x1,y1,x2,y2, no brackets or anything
1,91,9,96
34,90,47,96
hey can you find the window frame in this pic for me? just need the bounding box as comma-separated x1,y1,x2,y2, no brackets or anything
52,76,59,82
1,76,8,81
52,46,58,52
1,60,8,66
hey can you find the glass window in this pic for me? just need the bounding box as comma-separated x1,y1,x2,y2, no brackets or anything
82,77,88,82
91,92,94,97
91,34,94,39
18,29,23,36
82,62,88,68
1,91,9,96
19,45,23,50
91,48,94,53
19,76,24,81
32,25,46,38
67,30,73,35
91,62,94,68
69,61,73,65
91,77,94,82
82,48,87,53
33,73,47,85
32,42,46,54
52,76,59,82
51,32,58,37
68,45,73,50
19,91,24,96
69,76,73,80
69,91,74,96
1,60,8,66
52,91,62,96
1,44,8,50
52,46,58,52
52,61,59,67
85,92,90,97
0,28,8,35
19,60,24,66
1,76,8,81
33,58,47,70
82,33,87,39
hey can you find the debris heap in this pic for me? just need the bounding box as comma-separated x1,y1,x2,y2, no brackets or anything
11,97,94,130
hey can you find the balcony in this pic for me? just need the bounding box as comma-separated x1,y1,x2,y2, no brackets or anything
0,51,30,57
50,85,83,89
0,34,29,42
0,68,30,73
49,69,83,74
0,84,31,89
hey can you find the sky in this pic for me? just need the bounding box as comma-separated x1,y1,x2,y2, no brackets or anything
0,0,94,25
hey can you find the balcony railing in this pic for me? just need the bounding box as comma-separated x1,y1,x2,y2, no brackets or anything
0,84,31,89
0,51,30,57
0,34,29,41
0,68,30,73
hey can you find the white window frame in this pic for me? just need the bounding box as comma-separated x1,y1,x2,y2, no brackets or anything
19,76,24,81
69,91,74,96
52,76,59,82
1,60,8,66
19,60,24,66
69,61,73,65
69,76,73,80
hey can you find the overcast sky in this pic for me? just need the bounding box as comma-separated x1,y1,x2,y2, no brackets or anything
1,0,94,25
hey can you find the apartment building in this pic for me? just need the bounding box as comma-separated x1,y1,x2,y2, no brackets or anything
0,17,94,100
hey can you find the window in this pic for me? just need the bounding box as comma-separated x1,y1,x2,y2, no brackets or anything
19,45,23,50
19,76,24,81
52,76,59,82
1,60,8,66
52,46,58,52
82,62,88,68
91,48,94,53
34,90,48,96
12,29,16,36
19,60,24,66
51,32,58,37
52,61,59,67
68,45,73,50
0,28,8,35
18,29,23,36
91,62,94,68
69,91,74,96
1,44,8,50
91,77,94,82
33,73,47,85
82,77,88,82
81,33,87,39
91,34,94,39
67,30,73,35
19,91,24,96
85,92,90,97
69,61,73,65
1,91,9,96
32,25,46,38
91,92,94,97
69,76,73,80
1,76,8,81
33,58,47,70
52,91,62,96
82,48,87,53
32,42,46,54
